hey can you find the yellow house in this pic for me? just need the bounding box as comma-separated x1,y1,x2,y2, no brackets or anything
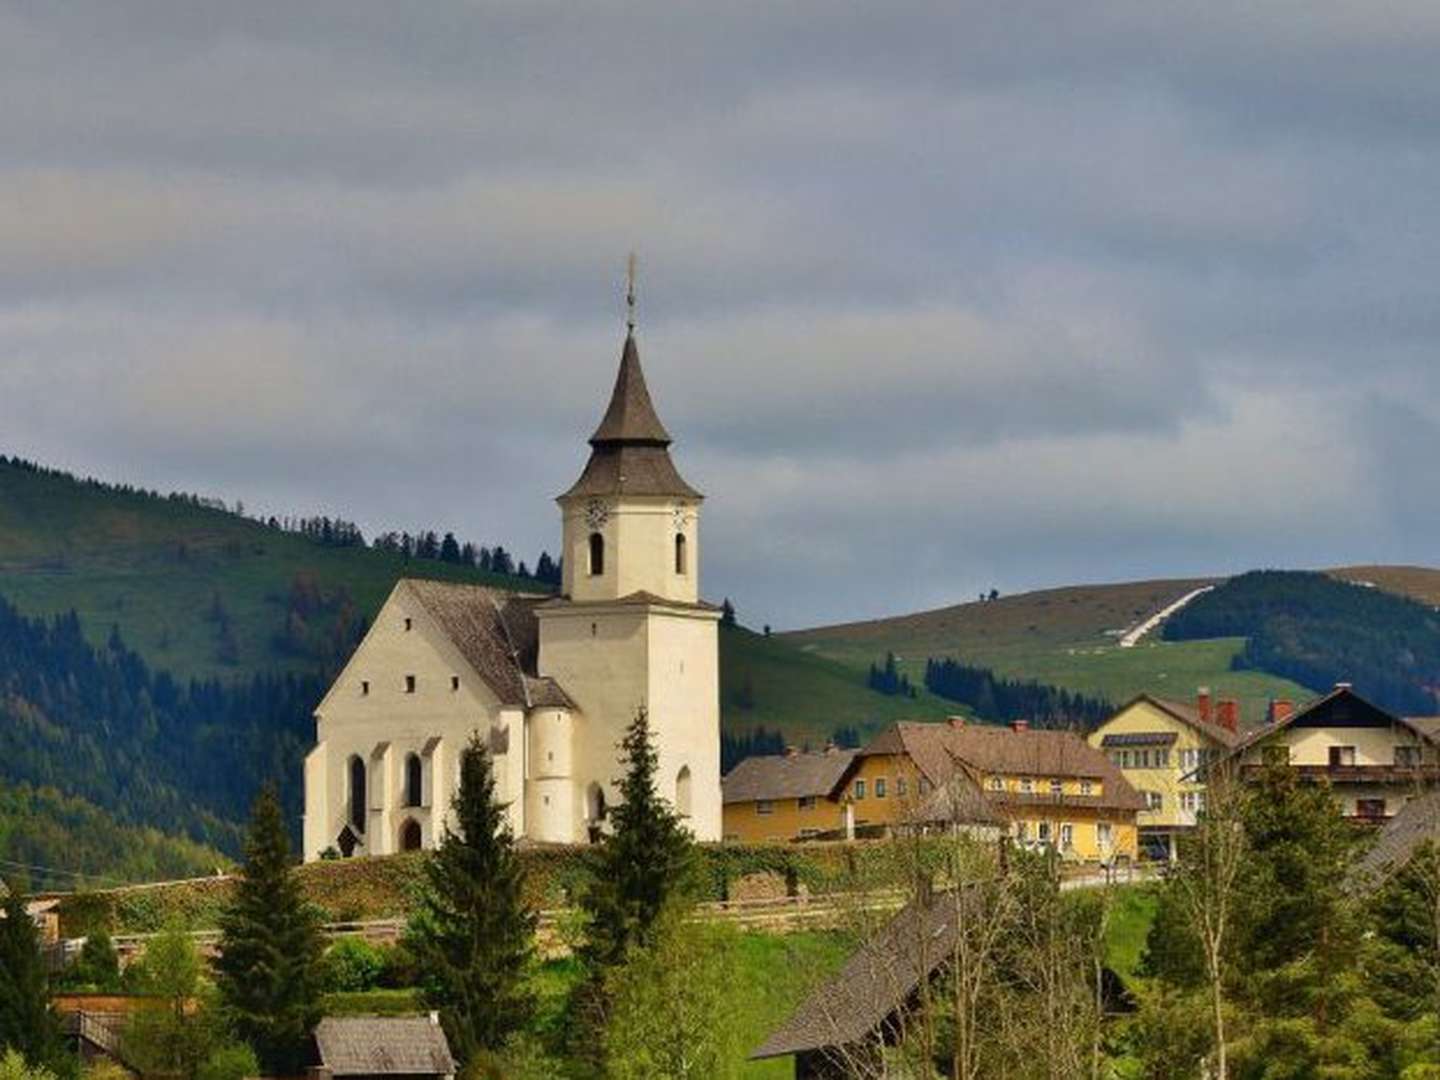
851,719,1143,861
1228,684,1440,822
1088,690,1244,859
720,747,856,842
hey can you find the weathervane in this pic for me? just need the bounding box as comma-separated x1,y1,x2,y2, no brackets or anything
625,252,637,333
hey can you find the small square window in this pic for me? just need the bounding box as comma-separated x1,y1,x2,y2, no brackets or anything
404,617,413,631
360,680,370,696
451,675,460,692
798,796,816,811
896,777,907,796
1020,778,1034,794
875,778,887,799
1049,779,1063,796
1080,780,1093,796
989,776,1004,791
853,780,867,800
756,800,774,816
405,675,416,694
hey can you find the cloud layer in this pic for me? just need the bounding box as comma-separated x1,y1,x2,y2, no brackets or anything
4,2,1440,628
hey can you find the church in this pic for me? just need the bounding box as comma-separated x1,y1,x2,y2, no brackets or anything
302,320,722,859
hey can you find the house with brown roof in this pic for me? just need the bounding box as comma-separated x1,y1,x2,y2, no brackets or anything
721,746,858,842
303,320,725,856
1222,683,1440,823
1086,689,1244,860
846,719,1143,861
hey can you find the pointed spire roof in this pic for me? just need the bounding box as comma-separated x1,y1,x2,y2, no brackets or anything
588,331,671,446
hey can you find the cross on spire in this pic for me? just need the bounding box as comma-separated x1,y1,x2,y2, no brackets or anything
625,251,637,333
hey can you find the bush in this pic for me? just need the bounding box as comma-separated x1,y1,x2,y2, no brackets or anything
196,1044,260,1080
320,936,387,993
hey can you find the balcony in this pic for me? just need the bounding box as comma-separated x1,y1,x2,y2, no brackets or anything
1239,763,1440,785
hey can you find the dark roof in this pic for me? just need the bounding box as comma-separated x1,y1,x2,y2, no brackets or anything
1227,686,1440,760
561,331,700,500
722,750,857,803
313,1016,456,1076
1100,732,1179,748
861,721,1146,814
1350,791,1440,893
590,331,671,445
402,580,564,709
753,889,967,1059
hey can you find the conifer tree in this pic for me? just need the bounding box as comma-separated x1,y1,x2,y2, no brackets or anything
405,733,536,1062
214,786,324,1074
581,707,697,970
0,886,61,1066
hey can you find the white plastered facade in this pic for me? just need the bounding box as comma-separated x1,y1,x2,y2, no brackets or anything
303,331,721,858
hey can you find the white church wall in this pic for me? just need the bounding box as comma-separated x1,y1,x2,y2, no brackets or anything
645,609,722,841
561,497,701,604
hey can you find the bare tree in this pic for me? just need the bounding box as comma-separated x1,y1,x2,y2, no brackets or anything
1170,769,1248,1080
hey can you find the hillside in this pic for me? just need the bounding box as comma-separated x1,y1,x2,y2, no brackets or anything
0,456,538,682
786,577,1314,729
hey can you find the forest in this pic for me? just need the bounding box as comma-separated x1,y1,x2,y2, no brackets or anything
1163,570,1440,714
923,656,1114,731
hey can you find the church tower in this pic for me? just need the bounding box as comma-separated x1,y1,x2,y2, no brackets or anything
534,294,721,842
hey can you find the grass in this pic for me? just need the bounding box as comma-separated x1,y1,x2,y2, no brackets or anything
720,625,962,744
787,580,1314,730
0,457,537,682
323,928,852,1077
1105,884,1160,981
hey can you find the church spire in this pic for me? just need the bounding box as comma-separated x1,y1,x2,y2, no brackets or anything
587,255,672,447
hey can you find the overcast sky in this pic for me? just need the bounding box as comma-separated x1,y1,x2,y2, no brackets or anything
4,2,1440,630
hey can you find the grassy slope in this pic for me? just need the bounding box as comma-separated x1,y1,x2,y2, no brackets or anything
719,625,962,744
1329,565,1440,606
786,578,1314,729
0,459,535,682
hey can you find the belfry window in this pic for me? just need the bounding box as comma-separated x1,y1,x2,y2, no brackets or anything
674,533,687,575
348,756,366,834
588,532,605,576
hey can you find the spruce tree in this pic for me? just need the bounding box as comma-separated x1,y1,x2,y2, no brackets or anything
581,707,697,970
0,885,62,1066
405,733,536,1061
214,786,324,1074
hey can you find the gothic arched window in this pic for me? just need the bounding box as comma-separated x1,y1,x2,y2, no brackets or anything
399,819,422,851
588,532,605,576
404,752,422,808
676,765,693,818
348,755,366,834
674,533,687,575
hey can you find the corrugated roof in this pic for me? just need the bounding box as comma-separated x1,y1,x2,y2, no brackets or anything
752,888,969,1059
1350,790,1440,893
402,580,558,709
314,1016,455,1076
722,750,857,803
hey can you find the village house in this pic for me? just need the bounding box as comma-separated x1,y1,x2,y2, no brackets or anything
1086,689,1244,859
312,1015,456,1080
721,745,857,842
721,719,1142,858
1223,682,1440,822
302,318,723,857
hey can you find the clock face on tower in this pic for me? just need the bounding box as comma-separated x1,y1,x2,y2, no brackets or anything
671,502,690,531
584,499,610,529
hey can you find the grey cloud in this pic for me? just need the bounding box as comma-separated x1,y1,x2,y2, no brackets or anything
3,1,1440,630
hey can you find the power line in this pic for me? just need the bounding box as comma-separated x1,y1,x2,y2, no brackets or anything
0,856,131,888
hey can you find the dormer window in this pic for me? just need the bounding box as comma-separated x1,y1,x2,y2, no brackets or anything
588,532,605,576
675,533,687,575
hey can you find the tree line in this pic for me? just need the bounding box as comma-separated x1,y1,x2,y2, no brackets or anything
0,594,322,857
1163,569,1440,715
923,656,1113,731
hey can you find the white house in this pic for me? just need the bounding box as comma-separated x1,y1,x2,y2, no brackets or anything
302,324,722,858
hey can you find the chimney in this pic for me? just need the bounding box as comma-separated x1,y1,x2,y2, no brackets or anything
1269,699,1294,725
784,745,799,758
429,1010,441,1026
1335,681,1353,692
1216,699,1239,733
947,716,966,731
1011,719,1029,733
1197,687,1213,726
